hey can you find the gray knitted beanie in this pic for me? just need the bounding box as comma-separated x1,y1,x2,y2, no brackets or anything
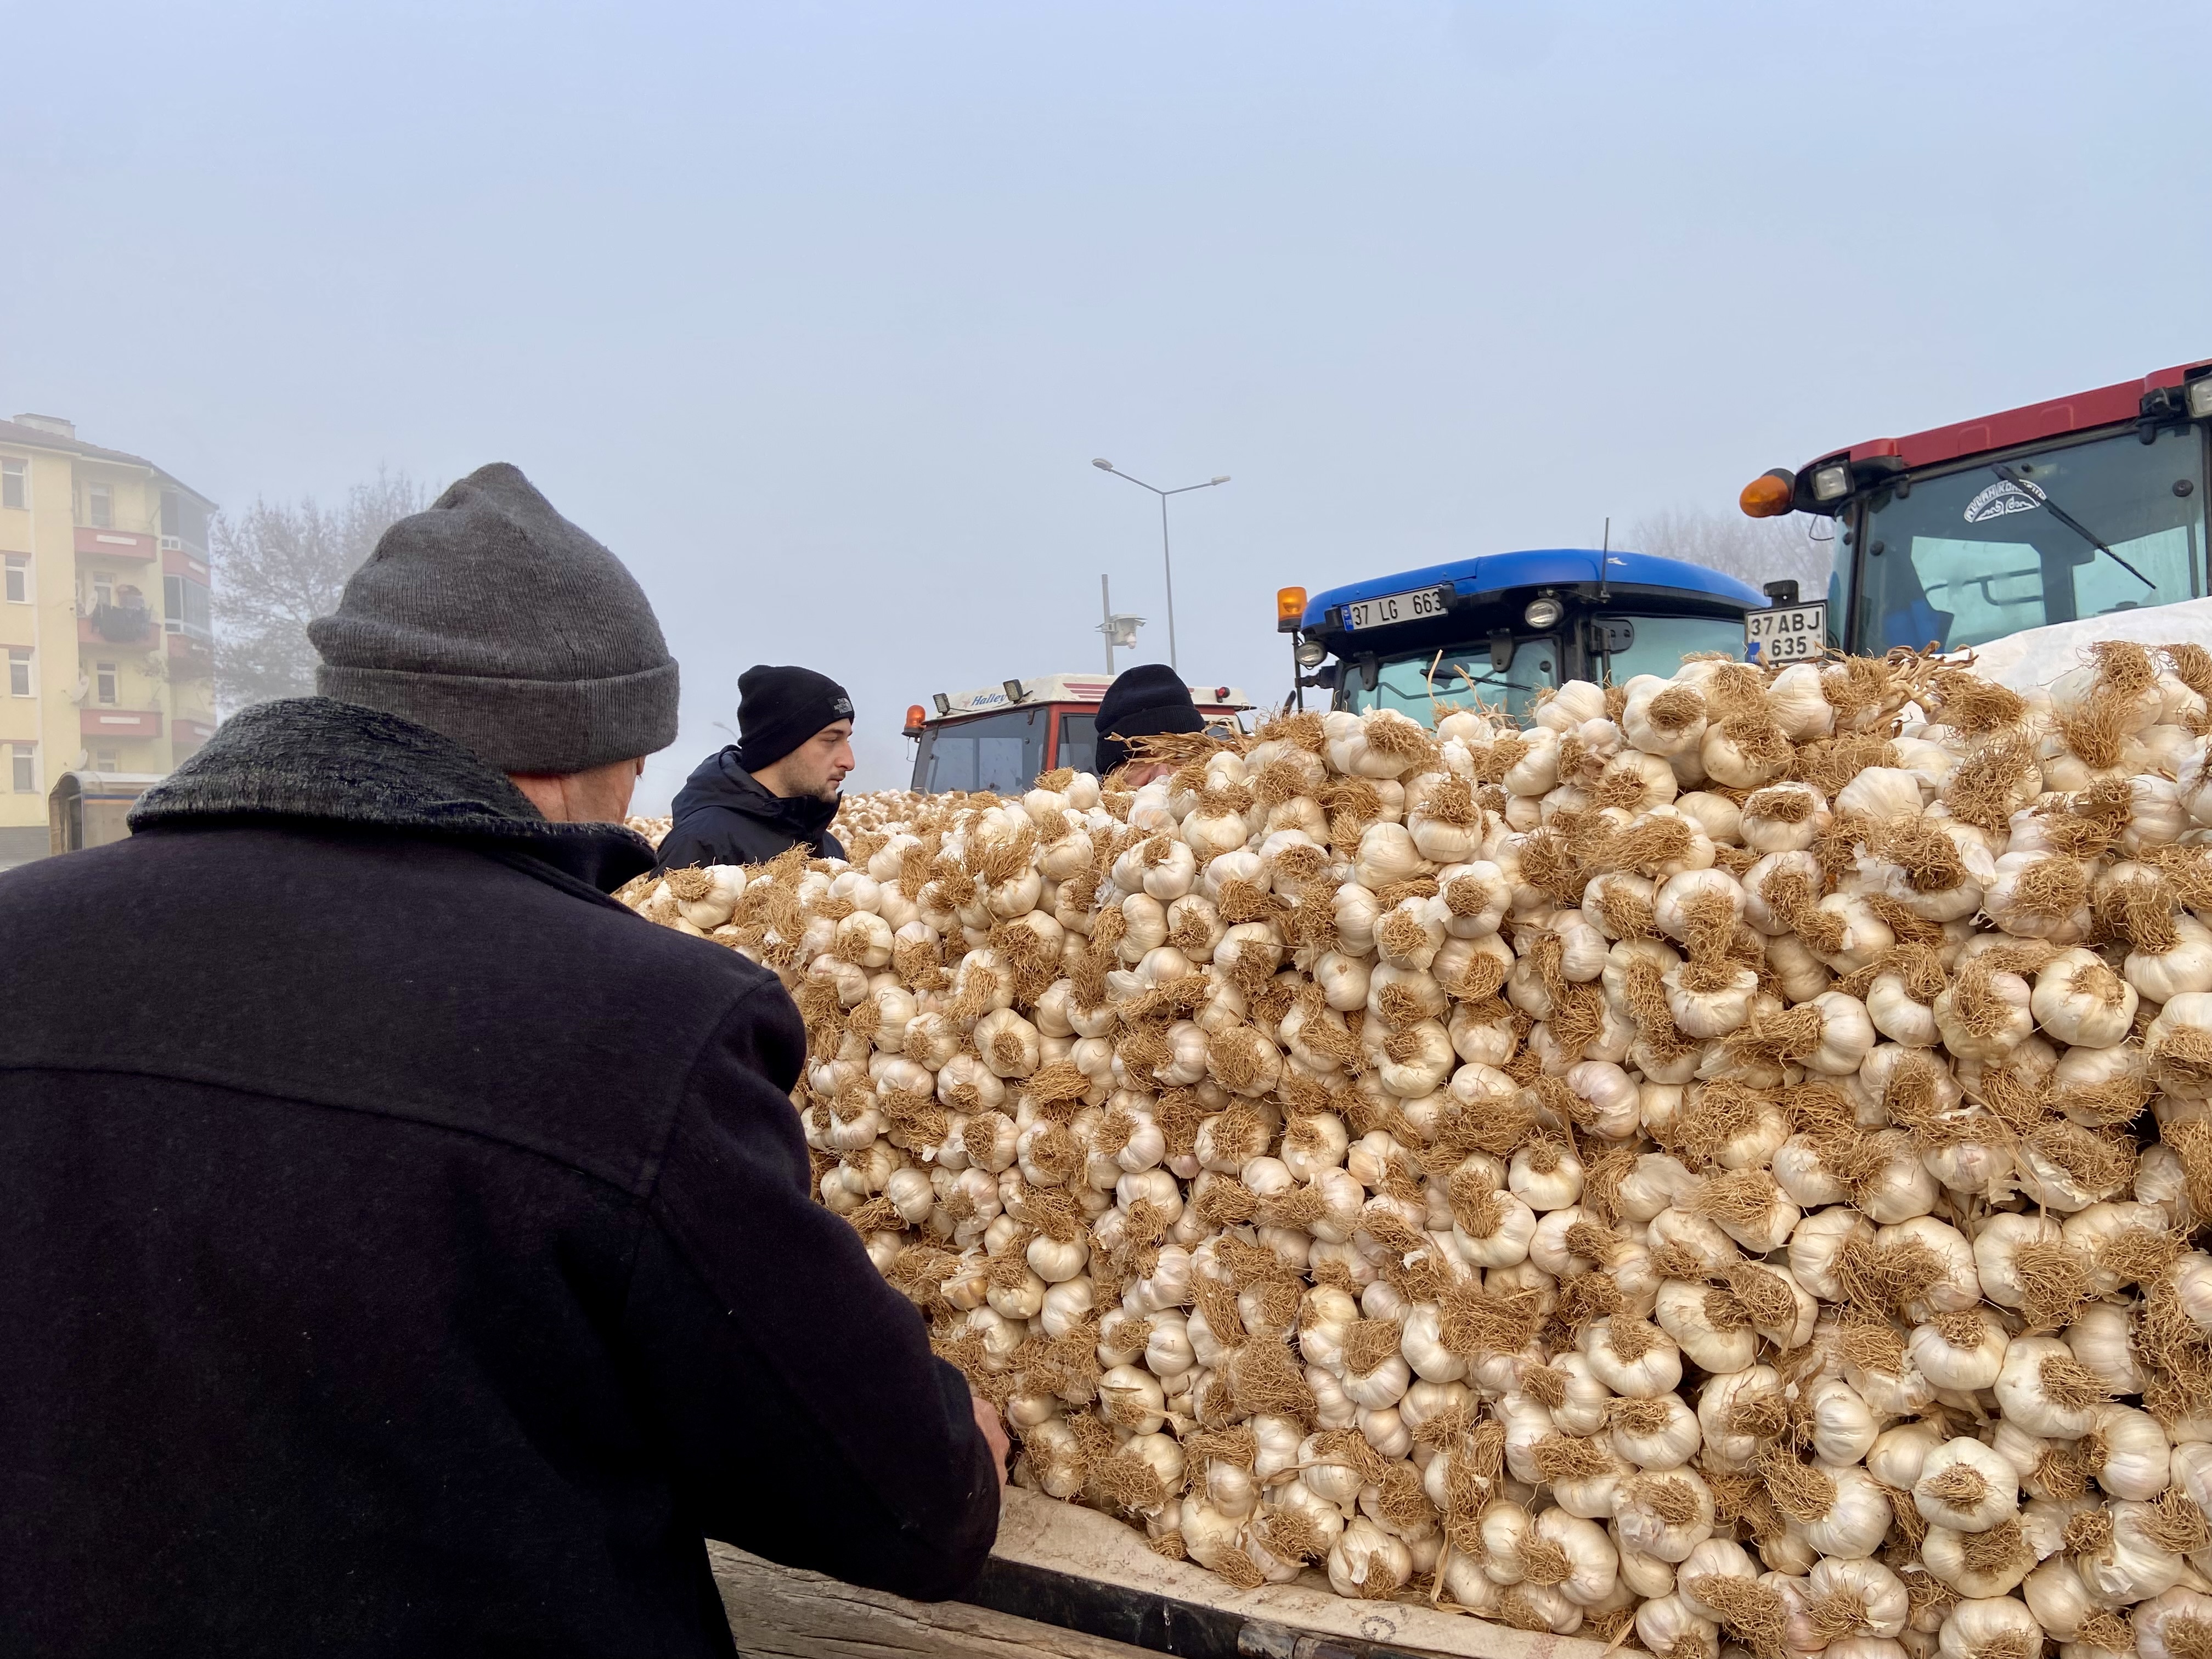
308,463,679,774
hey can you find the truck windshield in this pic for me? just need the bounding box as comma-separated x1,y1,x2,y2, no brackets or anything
1343,640,1559,724
915,707,1047,793
1847,424,2207,653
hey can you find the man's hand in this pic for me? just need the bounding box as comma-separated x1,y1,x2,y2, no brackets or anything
970,1390,1011,1491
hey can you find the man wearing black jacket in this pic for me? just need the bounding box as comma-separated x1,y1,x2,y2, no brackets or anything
657,663,854,870
0,464,1002,1657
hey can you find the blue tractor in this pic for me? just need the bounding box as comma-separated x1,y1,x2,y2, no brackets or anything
1278,548,1771,724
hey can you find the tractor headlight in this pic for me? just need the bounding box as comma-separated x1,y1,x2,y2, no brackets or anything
1294,637,1328,668
1810,461,1853,503
2188,378,2212,420
1523,596,1564,629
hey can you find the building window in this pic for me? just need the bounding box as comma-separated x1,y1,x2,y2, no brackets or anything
91,573,113,610
4,556,26,604
94,661,117,706
11,744,33,794
161,488,207,550
163,573,213,637
87,483,112,529
93,748,118,772
1,460,22,511
8,648,30,698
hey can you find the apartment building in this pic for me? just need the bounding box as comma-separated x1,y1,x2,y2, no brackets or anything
0,414,217,866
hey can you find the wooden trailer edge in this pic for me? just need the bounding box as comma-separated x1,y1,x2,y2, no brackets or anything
712,1488,1629,1659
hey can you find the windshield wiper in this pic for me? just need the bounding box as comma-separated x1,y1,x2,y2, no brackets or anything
1990,461,2155,590
1447,665,1547,697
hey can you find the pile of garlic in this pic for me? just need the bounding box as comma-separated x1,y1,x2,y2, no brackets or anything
627,640,2212,1659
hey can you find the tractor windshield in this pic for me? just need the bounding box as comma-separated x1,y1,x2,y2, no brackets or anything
1342,639,1560,724
1598,614,1750,683
1846,423,2207,653
912,706,1048,792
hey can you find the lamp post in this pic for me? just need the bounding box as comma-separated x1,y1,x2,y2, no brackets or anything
1091,459,1229,673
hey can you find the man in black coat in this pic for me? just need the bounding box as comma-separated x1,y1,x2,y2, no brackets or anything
0,464,1002,1657
657,664,854,870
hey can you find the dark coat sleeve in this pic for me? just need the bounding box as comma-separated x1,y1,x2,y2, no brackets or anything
622,976,1000,1599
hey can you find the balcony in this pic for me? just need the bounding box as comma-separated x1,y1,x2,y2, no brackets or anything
78,602,156,646
173,716,216,748
74,527,157,562
165,631,214,678
82,708,162,739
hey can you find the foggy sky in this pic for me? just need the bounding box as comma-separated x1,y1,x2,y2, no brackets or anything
9,0,2208,809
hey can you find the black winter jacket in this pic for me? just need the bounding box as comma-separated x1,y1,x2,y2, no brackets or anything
658,747,845,870
0,698,996,1658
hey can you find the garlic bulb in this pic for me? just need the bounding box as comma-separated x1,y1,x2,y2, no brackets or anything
1809,1556,1912,1641
2034,947,2140,1049
1909,1308,2010,1392
1868,1418,1949,1491
2087,1404,2172,1502
1326,1517,1413,1599
2130,1587,2212,1659
2148,994,2212,1103
1770,1460,1893,1560
2076,1501,2189,1606
1994,1336,2106,1438
1635,1593,1718,1659
1615,1471,1716,1562
1579,1317,1683,1398
1921,1521,2034,1597
1913,1436,2021,1533
1837,766,1926,822
1937,1596,2045,1659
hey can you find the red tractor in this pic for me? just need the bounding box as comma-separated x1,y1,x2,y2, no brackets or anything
1741,358,2212,658
901,674,1254,792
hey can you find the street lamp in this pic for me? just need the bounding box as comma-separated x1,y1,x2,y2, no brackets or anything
1097,574,1146,674
1091,458,1229,672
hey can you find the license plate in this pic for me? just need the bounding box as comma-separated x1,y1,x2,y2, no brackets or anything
1344,585,1450,631
1745,600,1826,663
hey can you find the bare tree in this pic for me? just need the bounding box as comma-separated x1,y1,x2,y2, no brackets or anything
211,471,427,713
1630,505,1833,603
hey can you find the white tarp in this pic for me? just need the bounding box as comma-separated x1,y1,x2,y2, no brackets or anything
1950,596,2212,691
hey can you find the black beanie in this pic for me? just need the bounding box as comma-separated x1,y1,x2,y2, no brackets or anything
734,664,854,773
1093,663,1205,777
308,463,679,774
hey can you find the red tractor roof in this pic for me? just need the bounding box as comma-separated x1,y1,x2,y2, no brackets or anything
1819,357,2212,472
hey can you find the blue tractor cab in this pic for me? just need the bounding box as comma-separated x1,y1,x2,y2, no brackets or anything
1282,549,1768,724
